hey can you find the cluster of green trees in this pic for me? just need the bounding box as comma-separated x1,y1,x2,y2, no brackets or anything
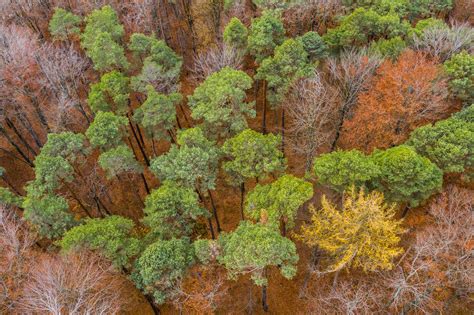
1,1,471,313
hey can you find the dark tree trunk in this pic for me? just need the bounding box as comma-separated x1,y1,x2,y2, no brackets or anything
240,182,245,220
262,81,267,134
281,107,285,155
128,115,150,166
208,190,221,232
0,128,33,166
262,285,269,312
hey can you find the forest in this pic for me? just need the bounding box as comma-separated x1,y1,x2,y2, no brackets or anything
0,0,473,314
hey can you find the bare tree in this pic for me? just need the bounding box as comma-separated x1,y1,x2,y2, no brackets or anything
326,48,382,150
411,21,474,62
21,250,132,315
190,43,243,83
284,72,339,171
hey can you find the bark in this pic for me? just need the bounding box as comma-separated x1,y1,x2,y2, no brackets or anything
240,182,245,220
208,190,221,232
262,81,267,134
262,285,269,312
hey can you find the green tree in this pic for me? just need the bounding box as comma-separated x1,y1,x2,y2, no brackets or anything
23,193,76,239
245,174,312,235
128,33,158,59
59,215,141,268
131,40,183,94
298,31,328,61
370,145,443,207
188,67,255,138
453,103,474,122
222,129,286,217
407,117,474,179
0,187,23,207
409,17,447,38
87,32,129,71
217,221,298,311
247,10,286,63
313,150,380,193
223,17,248,51
29,154,74,194
98,145,143,178
323,8,409,52
85,111,128,151
48,7,82,41
143,181,209,240
444,51,474,104
132,238,195,304
369,36,407,60
133,85,181,141
88,71,130,115
40,132,87,163
297,187,404,273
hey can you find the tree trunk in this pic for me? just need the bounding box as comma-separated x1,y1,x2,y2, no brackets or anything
262,285,269,312
281,107,285,155
401,205,410,218
208,190,221,232
0,128,33,166
262,81,267,134
240,182,245,220
207,217,216,240
280,217,286,237
141,173,151,195
128,115,150,166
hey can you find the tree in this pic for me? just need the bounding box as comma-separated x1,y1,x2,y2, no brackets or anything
256,38,313,105
370,145,443,207
87,71,130,115
245,174,313,235
191,43,244,82
128,33,158,60
40,132,87,163
223,17,248,51
142,181,209,240
284,73,338,171
297,187,404,273
27,154,73,195
407,116,474,179
48,7,81,41
98,145,143,178
322,8,410,52
85,111,128,151
222,129,286,217
217,221,298,312
131,39,183,94
21,251,132,314
298,31,329,62
188,67,255,138
23,193,76,239
247,10,286,63
444,51,474,104
369,36,407,60
133,85,181,142
341,50,449,152
313,150,380,193
58,215,141,268
132,238,195,304
0,187,23,207
81,6,128,72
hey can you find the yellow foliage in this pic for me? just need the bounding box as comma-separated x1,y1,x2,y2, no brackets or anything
297,187,404,273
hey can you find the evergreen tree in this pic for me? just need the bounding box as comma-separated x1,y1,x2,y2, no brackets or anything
88,71,130,115
188,67,255,138
444,51,474,104
223,17,248,51
40,132,87,163
48,7,82,41
247,10,286,63
245,174,313,235
298,31,328,62
85,111,128,151
98,145,143,178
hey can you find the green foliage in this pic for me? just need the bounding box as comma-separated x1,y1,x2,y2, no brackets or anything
370,145,443,207
128,33,158,59
150,128,220,192
188,67,255,137
409,17,448,38
31,154,73,194
323,8,409,51
98,145,143,178
407,118,474,177
59,215,141,268
256,38,313,105
223,17,248,50
245,175,313,230
217,221,298,286
298,31,329,61
193,239,216,265
48,7,81,40
444,51,474,104
81,6,128,71
252,0,302,9
370,36,406,60
81,5,124,49
133,238,195,304
23,194,76,239
222,129,286,185
131,40,183,93
133,85,181,140
40,132,87,163
143,181,209,240
247,10,286,63
313,150,380,193
453,104,474,122
0,187,23,207
88,71,130,115
85,111,128,151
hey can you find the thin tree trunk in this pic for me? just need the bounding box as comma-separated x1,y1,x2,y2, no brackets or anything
196,188,216,239
1,177,21,195
262,285,269,312
0,127,34,166
63,182,92,217
5,118,39,156
141,173,151,195
401,205,410,218
281,108,285,155
208,190,221,232
128,116,150,166
262,81,267,134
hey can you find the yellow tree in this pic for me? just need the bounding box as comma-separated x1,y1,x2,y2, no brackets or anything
298,187,404,273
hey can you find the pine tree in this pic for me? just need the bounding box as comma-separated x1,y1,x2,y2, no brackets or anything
247,10,286,63
85,111,128,151
48,7,82,41
88,71,130,115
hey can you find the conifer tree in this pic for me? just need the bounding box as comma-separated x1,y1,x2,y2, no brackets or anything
85,111,128,151
48,7,82,41
98,145,143,179
247,10,286,63
88,71,130,115
223,17,248,51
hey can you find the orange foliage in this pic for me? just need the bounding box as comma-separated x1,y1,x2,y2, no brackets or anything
340,50,452,153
